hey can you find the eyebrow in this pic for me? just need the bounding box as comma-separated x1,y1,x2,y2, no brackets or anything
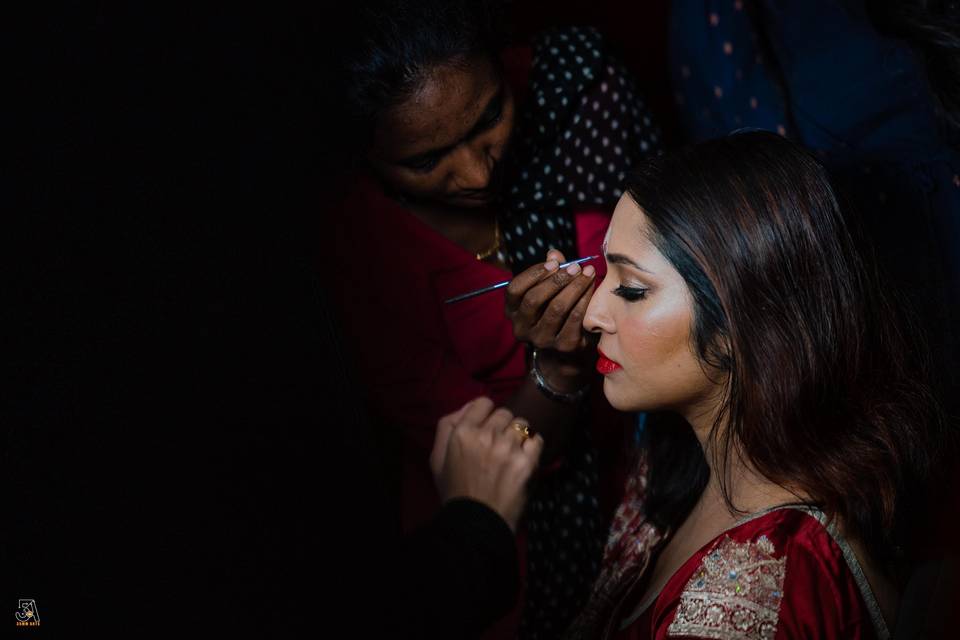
602,240,655,274
398,84,504,166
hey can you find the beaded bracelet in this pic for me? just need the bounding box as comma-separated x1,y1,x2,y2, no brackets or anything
530,348,590,404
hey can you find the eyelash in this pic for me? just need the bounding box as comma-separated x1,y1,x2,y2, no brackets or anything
613,284,648,302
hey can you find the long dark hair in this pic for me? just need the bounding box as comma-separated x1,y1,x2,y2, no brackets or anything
628,131,946,567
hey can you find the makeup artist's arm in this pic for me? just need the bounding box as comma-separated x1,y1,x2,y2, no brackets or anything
504,250,598,464
385,398,544,638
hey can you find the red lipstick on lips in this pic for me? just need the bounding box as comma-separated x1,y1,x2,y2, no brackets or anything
596,349,622,375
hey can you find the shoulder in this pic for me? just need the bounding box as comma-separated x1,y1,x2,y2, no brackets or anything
665,527,786,638
663,508,885,639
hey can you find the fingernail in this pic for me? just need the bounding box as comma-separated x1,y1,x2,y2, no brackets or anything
545,260,559,271
566,263,581,275
583,265,595,277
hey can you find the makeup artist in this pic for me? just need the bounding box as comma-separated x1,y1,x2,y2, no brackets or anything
324,0,661,637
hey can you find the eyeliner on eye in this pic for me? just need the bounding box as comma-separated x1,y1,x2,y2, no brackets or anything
613,284,648,302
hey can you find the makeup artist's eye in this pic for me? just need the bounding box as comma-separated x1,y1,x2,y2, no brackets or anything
404,155,440,173
613,284,648,302
479,102,503,130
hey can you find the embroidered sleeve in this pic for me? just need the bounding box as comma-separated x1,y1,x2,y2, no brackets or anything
667,534,786,639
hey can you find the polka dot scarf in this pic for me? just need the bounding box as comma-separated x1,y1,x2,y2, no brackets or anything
497,26,662,639
501,25,662,273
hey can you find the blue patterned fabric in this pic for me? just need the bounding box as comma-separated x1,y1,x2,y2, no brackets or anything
670,0,960,410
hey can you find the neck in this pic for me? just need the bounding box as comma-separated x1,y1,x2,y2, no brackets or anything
683,403,807,517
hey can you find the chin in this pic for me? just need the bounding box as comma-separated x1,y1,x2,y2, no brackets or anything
601,377,645,412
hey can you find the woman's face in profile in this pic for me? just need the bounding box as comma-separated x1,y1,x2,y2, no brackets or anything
584,196,722,416
366,54,515,209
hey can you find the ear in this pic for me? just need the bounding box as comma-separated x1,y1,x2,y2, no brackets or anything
697,328,733,386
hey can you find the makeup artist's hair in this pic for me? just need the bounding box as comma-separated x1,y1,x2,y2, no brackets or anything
628,131,946,567
332,0,510,162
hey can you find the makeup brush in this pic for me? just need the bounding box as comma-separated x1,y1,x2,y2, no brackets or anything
444,255,599,304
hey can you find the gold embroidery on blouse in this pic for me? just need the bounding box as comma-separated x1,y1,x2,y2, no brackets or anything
667,534,786,639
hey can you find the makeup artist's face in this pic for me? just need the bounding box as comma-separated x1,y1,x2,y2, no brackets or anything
367,54,515,209
583,196,722,414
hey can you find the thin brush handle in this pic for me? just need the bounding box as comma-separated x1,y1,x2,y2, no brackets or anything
444,255,598,304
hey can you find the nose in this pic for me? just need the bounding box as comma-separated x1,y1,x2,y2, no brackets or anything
584,275,615,335
452,142,493,192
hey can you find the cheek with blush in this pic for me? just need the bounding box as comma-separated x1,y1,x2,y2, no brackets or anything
607,297,704,411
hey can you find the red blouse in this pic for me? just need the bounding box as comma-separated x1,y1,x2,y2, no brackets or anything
324,176,628,639
611,507,889,639
325,176,621,528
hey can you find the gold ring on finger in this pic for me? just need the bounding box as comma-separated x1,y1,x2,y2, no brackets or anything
510,421,532,443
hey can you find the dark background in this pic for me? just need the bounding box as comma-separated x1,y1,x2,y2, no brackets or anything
9,5,363,634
